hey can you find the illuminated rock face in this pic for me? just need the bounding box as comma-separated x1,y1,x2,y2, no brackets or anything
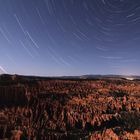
0,75,139,139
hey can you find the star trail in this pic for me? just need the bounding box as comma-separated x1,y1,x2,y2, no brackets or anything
0,0,140,76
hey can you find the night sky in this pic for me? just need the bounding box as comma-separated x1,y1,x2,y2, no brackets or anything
0,0,140,76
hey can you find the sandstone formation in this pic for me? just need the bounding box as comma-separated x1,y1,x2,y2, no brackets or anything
0,75,139,139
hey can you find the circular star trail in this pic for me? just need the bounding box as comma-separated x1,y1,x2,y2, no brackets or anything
0,0,140,76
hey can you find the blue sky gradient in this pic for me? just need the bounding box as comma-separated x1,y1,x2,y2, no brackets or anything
0,0,140,76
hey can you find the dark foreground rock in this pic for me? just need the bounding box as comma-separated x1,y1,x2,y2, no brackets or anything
0,75,139,139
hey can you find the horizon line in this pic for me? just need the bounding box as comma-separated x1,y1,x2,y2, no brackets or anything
0,73,140,77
